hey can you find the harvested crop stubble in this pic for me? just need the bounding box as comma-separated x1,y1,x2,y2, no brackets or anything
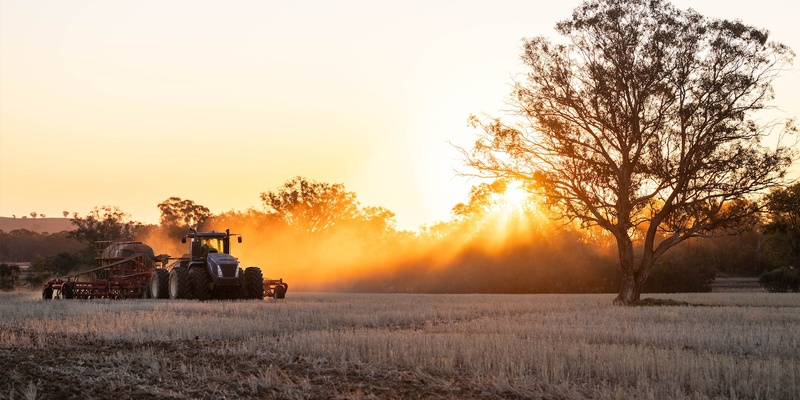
1,291,798,399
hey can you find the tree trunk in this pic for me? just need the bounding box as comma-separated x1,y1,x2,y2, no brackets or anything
613,258,653,305
613,233,640,305
613,272,640,305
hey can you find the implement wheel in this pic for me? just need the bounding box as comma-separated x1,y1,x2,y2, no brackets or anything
274,283,287,299
191,268,212,301
151,268,169,299
62,283,74,299
169,267,193,300
244,267,263,300
42,287,53,300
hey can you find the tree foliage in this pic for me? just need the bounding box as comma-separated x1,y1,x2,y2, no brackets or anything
259,176,395,234
157,197,212,230
70,206,141,244
464,0,795,304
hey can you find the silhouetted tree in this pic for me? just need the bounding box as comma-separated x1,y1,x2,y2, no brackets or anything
260,176,394,234
29,212,37,219
71,206,141,244
464,0,795,304
157,197,212,235
63,211,69,218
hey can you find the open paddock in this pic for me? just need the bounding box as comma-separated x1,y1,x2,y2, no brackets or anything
1,291,798,399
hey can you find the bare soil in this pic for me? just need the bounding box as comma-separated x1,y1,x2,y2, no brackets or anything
0,328,525,400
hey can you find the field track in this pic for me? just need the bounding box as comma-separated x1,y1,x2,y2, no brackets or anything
1,292,798,399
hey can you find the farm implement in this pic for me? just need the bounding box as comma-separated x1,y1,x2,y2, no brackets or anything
42,229,288,301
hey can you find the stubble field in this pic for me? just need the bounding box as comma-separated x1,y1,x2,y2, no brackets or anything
1,291,798,399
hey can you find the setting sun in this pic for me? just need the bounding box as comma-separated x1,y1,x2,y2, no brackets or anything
489,180,532,216
503,181,529,208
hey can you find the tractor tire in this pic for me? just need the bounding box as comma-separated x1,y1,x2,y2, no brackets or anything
42,287,53,300
274,283,287,299
244,267,264,300
238,269,247,299
62,283,74,299
191,268,212,301
169,267,193,300
150,268,169,299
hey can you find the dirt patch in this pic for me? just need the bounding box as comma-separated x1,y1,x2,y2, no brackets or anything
0,333,544,400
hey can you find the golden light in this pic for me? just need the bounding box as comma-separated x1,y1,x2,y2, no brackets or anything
503,180,528,208
490,180,529,214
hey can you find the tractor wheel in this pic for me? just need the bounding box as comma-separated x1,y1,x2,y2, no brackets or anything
169,267,193,300
274,283,287,299
238,269,247,298
62,283,74,299
42,287,53,300
244,267,264,300
150,268,169,299
191,268,212,301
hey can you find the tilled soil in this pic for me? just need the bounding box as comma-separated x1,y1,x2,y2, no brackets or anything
1,330,532,400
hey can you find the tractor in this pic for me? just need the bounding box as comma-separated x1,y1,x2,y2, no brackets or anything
148,229,287,300
41,228,287,301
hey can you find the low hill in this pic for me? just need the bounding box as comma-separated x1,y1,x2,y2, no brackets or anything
0,217,75,233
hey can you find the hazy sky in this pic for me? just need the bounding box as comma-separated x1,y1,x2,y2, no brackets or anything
1,0,798,230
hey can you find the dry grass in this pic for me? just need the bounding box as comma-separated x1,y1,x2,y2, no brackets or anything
1,291,798,399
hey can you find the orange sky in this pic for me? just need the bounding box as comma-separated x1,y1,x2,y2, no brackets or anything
1,0,798,230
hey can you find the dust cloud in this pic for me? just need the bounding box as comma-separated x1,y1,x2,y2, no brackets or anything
140,208,623,294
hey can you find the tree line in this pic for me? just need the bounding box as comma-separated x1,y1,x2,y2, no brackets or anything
2,176,798,293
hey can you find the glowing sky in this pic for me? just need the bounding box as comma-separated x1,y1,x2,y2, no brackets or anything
1,0,798,230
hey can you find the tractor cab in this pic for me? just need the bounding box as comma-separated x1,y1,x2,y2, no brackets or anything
183,229,240,260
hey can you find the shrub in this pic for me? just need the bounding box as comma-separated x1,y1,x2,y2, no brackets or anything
0,264,21,291
758,268,800,292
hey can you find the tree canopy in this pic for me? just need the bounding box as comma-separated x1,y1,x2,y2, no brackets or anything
157,197,212,231
464,0,795,304
260,176,396,235
70,206,141,244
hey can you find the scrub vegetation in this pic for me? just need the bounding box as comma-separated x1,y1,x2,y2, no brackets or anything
2,291,798,399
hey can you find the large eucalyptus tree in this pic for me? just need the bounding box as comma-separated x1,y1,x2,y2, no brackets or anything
465,0,795,304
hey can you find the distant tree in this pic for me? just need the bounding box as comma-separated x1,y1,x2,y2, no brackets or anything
29,212,37,219
11,215,16,219
463,0,795,304
260,177,375,234
763,183,800,268
70,206,141,244
157,197,212,233
63,211,69,218
360,206,397,234
40,214,46,218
